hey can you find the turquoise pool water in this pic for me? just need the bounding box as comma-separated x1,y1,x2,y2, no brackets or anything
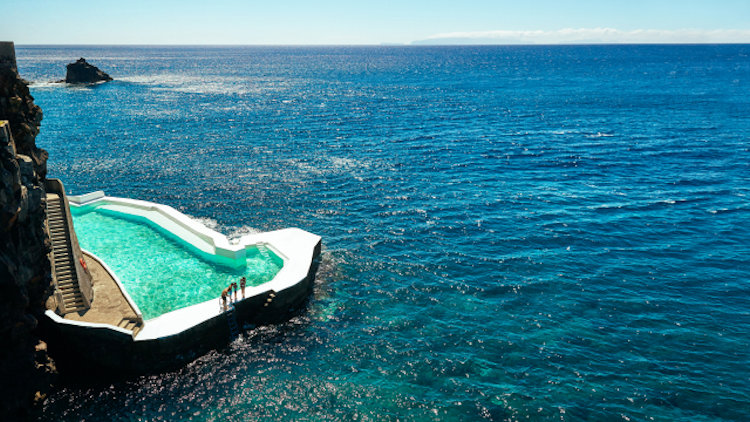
71,207,284,319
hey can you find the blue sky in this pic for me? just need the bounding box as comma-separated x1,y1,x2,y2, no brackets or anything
2,0,750,44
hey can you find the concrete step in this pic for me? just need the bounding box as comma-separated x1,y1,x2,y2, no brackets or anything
62,296,83,303
118,319,141,333
65,305,85,312
62,295,82,303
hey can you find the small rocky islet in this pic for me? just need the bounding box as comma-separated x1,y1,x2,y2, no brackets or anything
58,58,112,84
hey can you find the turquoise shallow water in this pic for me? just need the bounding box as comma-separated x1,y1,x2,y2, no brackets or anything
16,45,750,420
71,208,283,319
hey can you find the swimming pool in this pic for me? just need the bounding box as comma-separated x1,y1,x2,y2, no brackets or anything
71,207,284,319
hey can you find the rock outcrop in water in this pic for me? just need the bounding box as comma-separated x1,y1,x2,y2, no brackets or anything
64,57,112,84
0,42,56,420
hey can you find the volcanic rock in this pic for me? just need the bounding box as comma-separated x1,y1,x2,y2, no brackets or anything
0,46,55,420
64,57,112,84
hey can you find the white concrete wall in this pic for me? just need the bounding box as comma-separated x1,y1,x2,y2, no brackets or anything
65,193,321,341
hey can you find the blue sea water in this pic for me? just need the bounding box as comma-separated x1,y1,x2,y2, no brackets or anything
16,45,750,421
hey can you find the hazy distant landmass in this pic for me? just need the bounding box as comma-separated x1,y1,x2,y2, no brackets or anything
412,28,750,45
412,37,529,45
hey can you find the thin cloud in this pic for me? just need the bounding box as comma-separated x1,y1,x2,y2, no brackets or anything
414,28,750,44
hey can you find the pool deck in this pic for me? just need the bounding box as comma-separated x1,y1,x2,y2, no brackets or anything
58,251,142,333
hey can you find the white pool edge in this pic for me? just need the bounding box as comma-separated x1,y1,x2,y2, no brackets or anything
65,192,322,341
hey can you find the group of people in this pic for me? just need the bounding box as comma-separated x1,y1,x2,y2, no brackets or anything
220,276,246,310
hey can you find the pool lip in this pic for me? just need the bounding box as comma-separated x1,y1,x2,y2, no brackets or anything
69,191,252,265
66,191,322,339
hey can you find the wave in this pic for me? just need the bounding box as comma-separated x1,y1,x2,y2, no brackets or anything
187,216,262,245
589,198,685,212
585,132,616,138
228,225,261,243
118,74,264,96
27,81,64,89
188,216,221,232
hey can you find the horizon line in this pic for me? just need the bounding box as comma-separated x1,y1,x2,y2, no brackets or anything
12,42,750,47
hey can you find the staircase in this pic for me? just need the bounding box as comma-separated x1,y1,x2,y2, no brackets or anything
47,193,87,313
117,317,143,336
226,304,240,339
257,244,272,260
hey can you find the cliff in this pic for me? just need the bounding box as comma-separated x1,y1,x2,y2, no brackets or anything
64,58,112,84
0,47,56,419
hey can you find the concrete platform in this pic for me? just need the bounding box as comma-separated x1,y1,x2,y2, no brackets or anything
61,251,141,332
42,192,322,375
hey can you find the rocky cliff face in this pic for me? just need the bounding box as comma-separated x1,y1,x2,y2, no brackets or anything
65,58,112,84
0,65,55,419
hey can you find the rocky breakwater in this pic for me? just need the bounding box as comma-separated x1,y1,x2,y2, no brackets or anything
0,42,55,420
64,57,112,84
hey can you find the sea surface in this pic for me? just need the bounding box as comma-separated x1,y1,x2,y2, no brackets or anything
17,45,750,421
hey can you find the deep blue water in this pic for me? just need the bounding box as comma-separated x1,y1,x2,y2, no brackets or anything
17,45,750,421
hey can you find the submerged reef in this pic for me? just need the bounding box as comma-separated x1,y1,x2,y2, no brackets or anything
64,58,112,84
0,42,56,419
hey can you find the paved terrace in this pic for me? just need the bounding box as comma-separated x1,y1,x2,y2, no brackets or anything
57,251,142,334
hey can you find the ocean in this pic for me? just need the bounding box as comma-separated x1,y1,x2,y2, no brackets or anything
17,45,750,421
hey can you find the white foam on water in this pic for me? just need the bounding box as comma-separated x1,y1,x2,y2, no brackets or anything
28,81,65,89
118,74,262,96
228,226,261,244
585,132,615,138
189,216,221,232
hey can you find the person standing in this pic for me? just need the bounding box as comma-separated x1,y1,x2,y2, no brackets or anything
240,277,246,298
221,286,230,310
231,282,238,301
